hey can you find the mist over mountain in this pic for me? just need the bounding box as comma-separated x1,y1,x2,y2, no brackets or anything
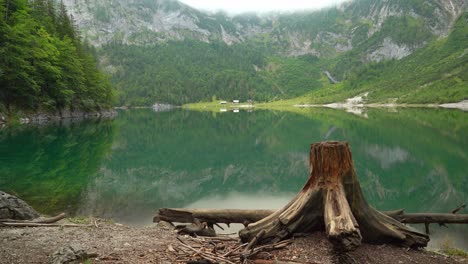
64,0,468,106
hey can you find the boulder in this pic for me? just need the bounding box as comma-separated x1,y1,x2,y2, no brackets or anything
0,191,40,220
49,246,97,264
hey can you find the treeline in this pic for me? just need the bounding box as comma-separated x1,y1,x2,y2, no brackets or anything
0,0,115,113
102,40,326,106
104,40,270,106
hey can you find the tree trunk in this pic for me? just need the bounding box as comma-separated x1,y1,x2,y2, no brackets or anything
238,142,429,250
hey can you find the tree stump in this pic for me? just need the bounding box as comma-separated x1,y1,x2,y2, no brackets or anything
239,141,429,251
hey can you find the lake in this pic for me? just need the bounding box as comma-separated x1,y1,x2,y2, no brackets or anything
0,107,467,249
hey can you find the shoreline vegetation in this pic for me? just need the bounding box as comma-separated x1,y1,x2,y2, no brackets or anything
182,98,468,112
0,0,115,125
0,109,117,127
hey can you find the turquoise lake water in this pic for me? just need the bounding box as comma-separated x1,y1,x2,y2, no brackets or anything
0,108,466,249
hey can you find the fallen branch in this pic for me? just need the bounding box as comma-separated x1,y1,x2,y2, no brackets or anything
252,260,307,264
452,204,466,214
154,208,273,225
0,213,66,224
155,208,468,225
0,222,92,228
391,212,468,224
223,243,248,257
177,237,236,264
242,229,266,260
244,230,266,254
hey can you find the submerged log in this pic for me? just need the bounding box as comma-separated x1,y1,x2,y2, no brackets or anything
154,208,468,225
238,142,429,250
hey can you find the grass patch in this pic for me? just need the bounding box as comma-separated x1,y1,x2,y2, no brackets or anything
440,247,468,257
438,238,468,257
67,216,91,225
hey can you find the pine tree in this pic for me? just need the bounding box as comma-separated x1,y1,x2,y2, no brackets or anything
56,0,74,40
0,0,115,112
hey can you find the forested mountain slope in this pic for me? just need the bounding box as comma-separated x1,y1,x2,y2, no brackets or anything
63,0,468,106
0,0,115,114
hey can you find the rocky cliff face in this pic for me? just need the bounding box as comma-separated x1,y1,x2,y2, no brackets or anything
64,0,467,60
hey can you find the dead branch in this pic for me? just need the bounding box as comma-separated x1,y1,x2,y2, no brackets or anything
452,204,466,214
0,222,92,228
0,213,66,224
155,208,468,225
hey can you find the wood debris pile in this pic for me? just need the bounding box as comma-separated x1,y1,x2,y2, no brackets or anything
170,235,296,264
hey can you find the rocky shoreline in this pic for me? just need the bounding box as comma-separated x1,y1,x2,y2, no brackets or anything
1,191,467,264
0,109,117,127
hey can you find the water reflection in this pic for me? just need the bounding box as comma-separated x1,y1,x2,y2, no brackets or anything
0,108,467,249
186,192,294,210
0,119,116,214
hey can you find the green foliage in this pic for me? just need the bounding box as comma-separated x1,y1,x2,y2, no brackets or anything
68,216,91,224
295,12,468,104
260,56,324,97
58,0,465,107
0,118,116,214
102,39,332,106
0,0,115,113
103,40,271,106
378,16,433,45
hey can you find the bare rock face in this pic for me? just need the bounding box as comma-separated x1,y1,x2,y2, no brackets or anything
0,191,39,220
366,37,413,62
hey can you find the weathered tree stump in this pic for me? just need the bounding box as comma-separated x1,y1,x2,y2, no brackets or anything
238,141,429,251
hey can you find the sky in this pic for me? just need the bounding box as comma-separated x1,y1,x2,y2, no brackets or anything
178,0,349,14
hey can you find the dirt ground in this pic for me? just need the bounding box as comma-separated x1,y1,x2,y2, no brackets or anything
0,218,466,264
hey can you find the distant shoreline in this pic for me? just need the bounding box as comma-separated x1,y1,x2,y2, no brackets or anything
182,99,468,112
0,109,117,127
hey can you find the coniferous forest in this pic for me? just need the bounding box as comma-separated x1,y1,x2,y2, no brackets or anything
0,0,115,114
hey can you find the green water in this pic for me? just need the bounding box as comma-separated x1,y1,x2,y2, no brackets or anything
0,108,467,249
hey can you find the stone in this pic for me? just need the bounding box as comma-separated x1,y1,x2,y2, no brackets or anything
0,191,39,220
157,220,175,230
49,246,97,264
19,117,30,124
60,109,72,119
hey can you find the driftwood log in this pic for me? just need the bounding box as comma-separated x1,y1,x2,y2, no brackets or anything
154,142,466,251
154,208,468,225
154,208,273,226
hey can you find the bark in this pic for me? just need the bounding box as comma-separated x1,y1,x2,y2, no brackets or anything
154,208,273,226
238,142,429,250
154,208,266,225
392,212,468,224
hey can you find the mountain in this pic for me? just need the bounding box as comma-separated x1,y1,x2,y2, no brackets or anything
63,0,468,106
